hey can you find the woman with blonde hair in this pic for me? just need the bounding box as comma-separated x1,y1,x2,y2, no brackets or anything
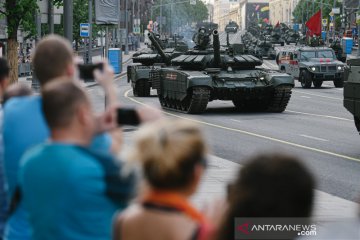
113,119,214,240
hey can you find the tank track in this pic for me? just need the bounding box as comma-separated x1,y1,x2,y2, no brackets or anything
267,85,292,113
159,87,210,114
133,80,150,97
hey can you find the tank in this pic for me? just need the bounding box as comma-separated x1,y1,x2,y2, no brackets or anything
343,58,360,133
254,36,277,60
127,32,186,97
149,28,295,114
270,26,285,46
284,29,300,44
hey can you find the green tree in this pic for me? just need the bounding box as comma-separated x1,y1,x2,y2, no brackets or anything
0,0,38,84
292,0,342,31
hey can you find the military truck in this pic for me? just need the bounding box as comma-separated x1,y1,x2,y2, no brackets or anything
148,28,294,114
277,47,346,88
127,33,187,97
344,58,360,133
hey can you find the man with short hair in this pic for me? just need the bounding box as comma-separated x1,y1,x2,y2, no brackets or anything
0,58,10,239
19,80,135,240
3,34,116,239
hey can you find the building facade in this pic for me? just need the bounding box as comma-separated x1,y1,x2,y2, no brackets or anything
239,0,269,30
214,0,240,31
269,0,299,25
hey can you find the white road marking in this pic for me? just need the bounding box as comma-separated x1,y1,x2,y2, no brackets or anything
230,119,242,123
300,96,311,98
293,90,342,100
286,110,352,122
300,134,329,142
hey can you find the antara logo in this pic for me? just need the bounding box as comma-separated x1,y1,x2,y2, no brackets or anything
237,223,251,235
166,73,177,80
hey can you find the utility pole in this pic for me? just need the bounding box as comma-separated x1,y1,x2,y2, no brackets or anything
48,0,54,34
35,11,41,44
88,0,92,63
160,0,162,35
125,0,129,54
64,0,73,43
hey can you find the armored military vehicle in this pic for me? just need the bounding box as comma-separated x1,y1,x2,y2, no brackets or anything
270,27,285,46
148,28,294,114
277,46,345,88
254,36,277,60
225,21,239,33
344,58,360,133
128,33,187,97
284,29,300,44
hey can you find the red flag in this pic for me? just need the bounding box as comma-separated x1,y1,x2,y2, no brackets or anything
306,10,321,36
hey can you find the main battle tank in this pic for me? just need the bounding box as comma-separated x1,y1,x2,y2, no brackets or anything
343,58,360,133
128,33,187,97
149,28,294,114
284,29,300,44
254,36,277,60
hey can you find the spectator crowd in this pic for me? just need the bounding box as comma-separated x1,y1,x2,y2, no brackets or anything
0,34,354,240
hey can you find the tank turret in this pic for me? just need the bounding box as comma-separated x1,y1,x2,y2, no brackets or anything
148,33,171,65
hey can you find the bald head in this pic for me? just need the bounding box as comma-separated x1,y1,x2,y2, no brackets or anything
32,35,74,86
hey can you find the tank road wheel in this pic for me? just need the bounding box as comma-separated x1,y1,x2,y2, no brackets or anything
300,70,312,89
134,80,151,97
333,79,344,88
183,87,210,114
267,85,292,113
313,80,323,88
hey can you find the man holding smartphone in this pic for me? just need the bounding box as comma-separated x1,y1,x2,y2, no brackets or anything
2,35,118,240
19,80,136,240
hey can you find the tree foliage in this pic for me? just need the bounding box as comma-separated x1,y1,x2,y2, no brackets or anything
292,0,342,30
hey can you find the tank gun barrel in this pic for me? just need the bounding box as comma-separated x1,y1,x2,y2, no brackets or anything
148,33,171,65
213,30,221,67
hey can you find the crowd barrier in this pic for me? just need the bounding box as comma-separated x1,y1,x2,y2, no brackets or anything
18,63,32,77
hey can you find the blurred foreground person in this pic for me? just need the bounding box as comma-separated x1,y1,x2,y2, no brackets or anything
3,84,32,104
3,35,116,240
114,120,214,240
217,154,315,240
19,80,135,240
0,58,9,239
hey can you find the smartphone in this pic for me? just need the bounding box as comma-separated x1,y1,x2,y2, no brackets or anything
117,108,140,126
78,63,104,80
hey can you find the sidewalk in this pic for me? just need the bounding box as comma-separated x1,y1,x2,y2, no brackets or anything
191,155,359,224
17,43,145,89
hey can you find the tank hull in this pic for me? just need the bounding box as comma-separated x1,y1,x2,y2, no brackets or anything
151,68,294,114
343,58,360,133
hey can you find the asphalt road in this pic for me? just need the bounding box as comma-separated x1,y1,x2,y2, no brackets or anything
87,34,360,202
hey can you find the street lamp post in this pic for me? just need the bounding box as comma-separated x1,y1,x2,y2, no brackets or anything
88,0,92,63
